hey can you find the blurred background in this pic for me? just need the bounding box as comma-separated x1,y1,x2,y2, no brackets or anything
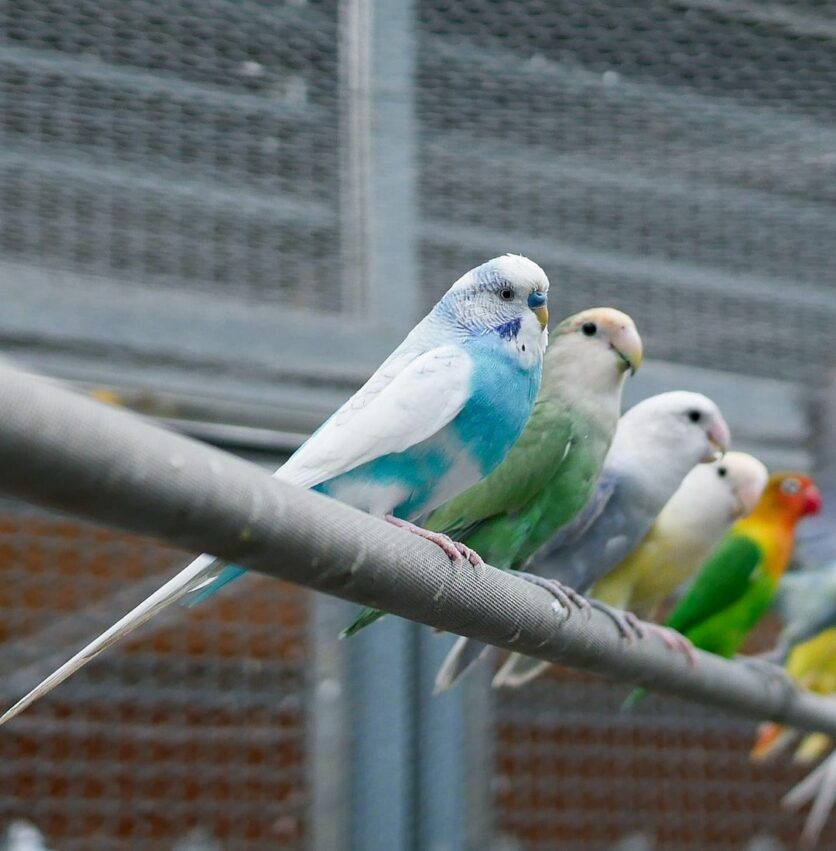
1,0,836,848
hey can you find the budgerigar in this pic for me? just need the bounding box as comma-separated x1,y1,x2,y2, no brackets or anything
623,472,821,708
591,452,768,619
0,254,551,726
493,391,731,688
342,307,642,688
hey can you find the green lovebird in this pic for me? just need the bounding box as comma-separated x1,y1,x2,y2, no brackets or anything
624,471,822,708
341,307,643,687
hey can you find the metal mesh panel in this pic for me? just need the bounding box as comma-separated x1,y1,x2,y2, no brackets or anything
492,616,836,850
0,0,340,311
0,506,309,850
416,1,836,382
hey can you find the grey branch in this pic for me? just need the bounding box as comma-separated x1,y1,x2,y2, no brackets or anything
0,360,833,734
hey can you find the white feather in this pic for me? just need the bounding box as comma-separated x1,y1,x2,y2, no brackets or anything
276,345,472,489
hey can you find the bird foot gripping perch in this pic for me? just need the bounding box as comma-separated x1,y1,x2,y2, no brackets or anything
588,599,646,642
514,571,592,620
641,623,698,665
384,515,486,575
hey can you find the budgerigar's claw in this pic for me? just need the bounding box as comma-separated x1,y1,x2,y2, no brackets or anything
385,515,485,575
452,540,486,577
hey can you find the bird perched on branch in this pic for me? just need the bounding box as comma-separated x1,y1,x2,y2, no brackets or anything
623,471,821,708
0,254,551,726
591,452,768,619
750,563,836,765
493,391,731,688
751,626,836,766
343,307,642,684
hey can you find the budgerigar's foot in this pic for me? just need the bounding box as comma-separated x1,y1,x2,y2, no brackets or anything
384,516,485,576
515,572,591,621
589,599,645,642
643,623,698,666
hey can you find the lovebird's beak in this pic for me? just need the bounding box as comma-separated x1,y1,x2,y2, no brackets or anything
803,484,823,516
703,415,731,462
612,324,643,376
528,290,548,330
734,480,765,518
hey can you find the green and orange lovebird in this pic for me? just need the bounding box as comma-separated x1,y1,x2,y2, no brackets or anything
624,472,821,706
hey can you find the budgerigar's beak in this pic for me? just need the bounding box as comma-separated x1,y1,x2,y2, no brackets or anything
611,324,643,376
528,291,549,330
703,416,731,462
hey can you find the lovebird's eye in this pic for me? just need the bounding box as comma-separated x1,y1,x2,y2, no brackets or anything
717,467,727,478
499,287,514,301
582,321,597,336
781,478,801,495
688,410,702,423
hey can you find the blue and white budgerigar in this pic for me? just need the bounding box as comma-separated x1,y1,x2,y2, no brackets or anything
0,254,551,725
492,390,731,688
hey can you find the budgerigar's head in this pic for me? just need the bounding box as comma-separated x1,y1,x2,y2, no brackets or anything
753,472,822,524
676,452,768,524
440,255,550,364
622,390,731,466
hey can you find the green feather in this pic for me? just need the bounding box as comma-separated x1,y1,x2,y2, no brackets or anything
624,532,769,708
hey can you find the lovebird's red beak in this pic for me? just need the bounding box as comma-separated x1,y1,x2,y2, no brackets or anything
802,484,823,516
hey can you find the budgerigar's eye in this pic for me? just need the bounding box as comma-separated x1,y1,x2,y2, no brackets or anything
582,321,597,336
499,287,514,301
717,467,727,478
688,410,702,423
781,478,801,495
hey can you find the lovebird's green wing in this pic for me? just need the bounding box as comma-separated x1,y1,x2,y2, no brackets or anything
425,396,575,549
623,533,763,708
666,532,763,639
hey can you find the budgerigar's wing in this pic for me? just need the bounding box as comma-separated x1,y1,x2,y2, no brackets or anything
425,400,574,538
665,533,762,635
277,345,473,489
0,346,475,728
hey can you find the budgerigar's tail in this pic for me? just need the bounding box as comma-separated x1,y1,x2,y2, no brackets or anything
0,553,225,726
434,637,495,694
491,651,550,689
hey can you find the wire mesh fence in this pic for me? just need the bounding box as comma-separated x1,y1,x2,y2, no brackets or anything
0,504,311,851
1,0,836,849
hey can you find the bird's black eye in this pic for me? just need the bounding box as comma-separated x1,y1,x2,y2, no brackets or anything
717,467,727,478
688,410,701,423
499,287,514,301
581,321,597,336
